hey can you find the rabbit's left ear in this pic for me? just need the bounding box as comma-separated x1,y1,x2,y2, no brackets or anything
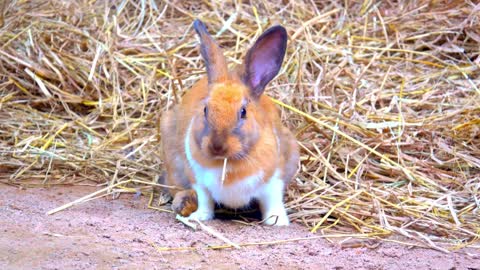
193,19,229,84
243,26,287,99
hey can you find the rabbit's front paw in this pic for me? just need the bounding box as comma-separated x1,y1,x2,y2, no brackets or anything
188,208,214,221
172,189,198,217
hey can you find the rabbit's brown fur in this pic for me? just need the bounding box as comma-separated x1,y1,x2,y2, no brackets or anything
161,20,299,225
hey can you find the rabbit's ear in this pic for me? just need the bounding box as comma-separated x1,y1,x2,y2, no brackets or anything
193,20,229,84
243,26,287,99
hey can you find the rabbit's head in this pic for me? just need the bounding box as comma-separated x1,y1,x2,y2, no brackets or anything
191,20,287,161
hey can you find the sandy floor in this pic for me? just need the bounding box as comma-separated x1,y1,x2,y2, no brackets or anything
0,184,478,270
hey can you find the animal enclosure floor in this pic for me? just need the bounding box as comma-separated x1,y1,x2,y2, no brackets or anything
0,185,478,270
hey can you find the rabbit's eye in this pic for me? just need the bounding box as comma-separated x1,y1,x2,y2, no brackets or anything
240,107,247,119
204,106,208,117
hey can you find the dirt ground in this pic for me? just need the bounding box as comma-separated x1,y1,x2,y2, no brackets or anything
0,184,478,270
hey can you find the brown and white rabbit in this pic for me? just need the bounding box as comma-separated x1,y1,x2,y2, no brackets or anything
160,20,299,226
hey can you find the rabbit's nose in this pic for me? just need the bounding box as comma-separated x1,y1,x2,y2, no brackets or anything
209,141,227,156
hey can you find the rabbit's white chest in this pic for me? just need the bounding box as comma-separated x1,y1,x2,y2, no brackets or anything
186,153,263,208
185,121,263,208
193,165,263,208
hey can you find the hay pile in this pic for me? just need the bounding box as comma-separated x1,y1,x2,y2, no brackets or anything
1,0,479,250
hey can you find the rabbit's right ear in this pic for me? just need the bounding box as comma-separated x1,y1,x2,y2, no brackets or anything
243,26,287,99
193,20,229,84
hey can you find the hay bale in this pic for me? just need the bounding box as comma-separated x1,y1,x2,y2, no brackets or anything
1,0,479,249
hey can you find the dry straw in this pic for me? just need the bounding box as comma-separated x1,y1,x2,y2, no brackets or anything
0,0,479,251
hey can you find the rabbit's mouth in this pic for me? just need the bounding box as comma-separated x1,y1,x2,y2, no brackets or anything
206,147,246,161
208,153,228,160
208,141,228,157
203,133,247,160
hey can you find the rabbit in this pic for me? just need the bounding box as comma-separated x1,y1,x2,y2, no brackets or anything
160,19,299,226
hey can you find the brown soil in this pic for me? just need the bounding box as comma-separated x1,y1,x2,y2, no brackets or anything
0,184,478,270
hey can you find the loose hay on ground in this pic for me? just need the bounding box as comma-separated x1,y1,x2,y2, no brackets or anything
0,0,479,250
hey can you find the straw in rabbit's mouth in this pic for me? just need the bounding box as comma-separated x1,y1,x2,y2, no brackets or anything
221,158,228,186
